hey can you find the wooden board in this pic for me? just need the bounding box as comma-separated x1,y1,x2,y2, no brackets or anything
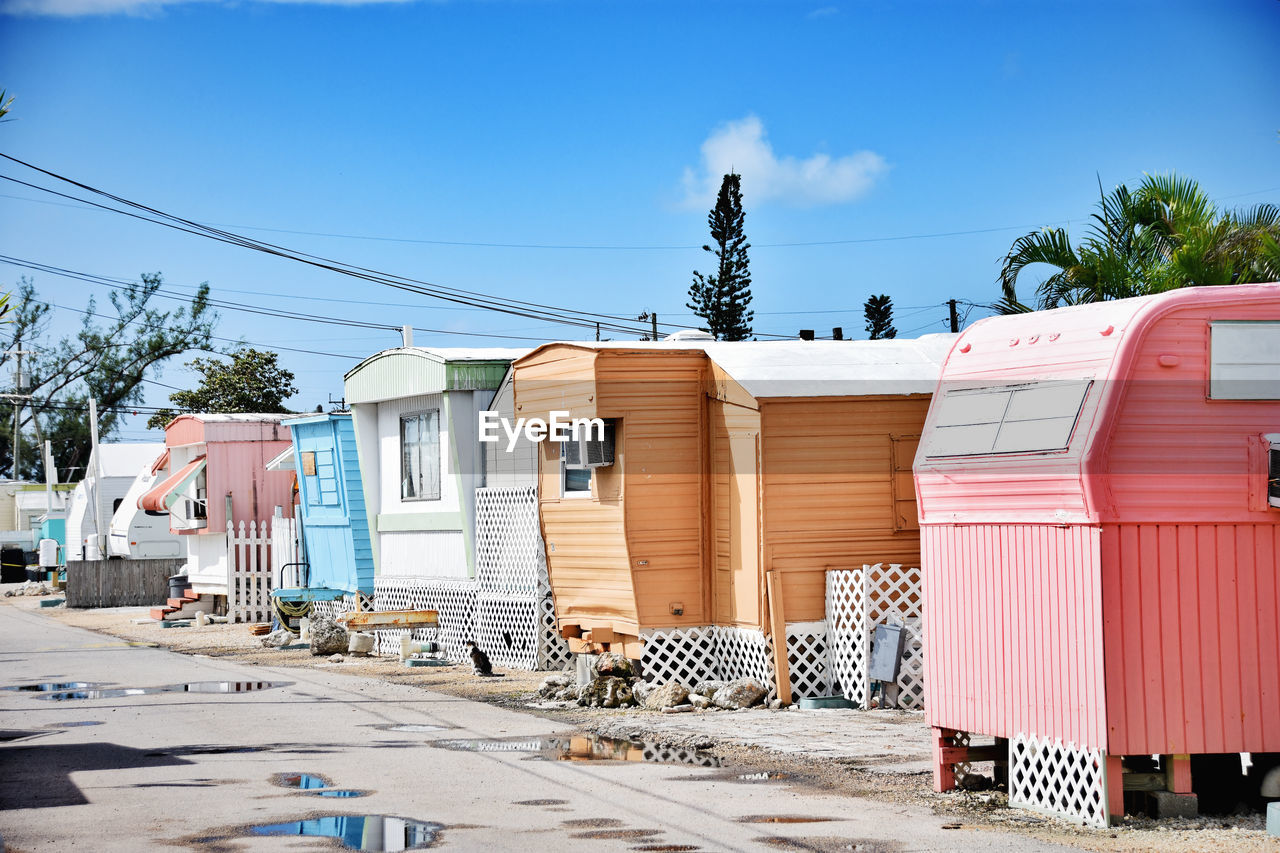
337,609,438,628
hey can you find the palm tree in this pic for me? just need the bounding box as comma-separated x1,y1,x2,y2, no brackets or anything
997,174,1280,312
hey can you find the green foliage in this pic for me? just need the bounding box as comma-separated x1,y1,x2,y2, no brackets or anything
863,294,897,339
688,173,754,341
996,173,1280,313
0,88,12,123
146,348,297,429
1,275,217,481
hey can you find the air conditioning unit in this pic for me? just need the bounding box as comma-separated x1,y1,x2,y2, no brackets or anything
1267,433,1280,509
564,421,616,469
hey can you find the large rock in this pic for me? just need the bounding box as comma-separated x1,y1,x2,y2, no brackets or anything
688,693,712,709
643,681,690,710
631,680,653,705
308,614,349,656
712,677,767,710
538,672,574,698
693,679,727,699
576,676,635,709
594,652,634,678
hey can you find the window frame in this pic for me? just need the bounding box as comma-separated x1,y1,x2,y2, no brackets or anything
1208,320,1280,401
924,379,1092,459
399,408,442,502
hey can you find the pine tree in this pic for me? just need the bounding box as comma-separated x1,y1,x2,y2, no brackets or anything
688,173,754,341
863,294,897,340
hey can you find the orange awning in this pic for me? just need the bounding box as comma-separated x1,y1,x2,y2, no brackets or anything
149,448,170,476
139,456,205,512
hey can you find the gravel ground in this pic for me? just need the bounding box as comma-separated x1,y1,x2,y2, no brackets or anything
6,591,1277,853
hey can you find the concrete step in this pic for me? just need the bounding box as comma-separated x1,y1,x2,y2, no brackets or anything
149,606,176,621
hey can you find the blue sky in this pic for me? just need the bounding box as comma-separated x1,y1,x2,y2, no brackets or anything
1,0,1278,438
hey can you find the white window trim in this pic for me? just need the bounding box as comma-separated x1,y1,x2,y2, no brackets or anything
400,409,442,502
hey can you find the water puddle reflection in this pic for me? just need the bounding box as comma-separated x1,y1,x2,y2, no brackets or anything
244,815,443,850
34,681,291,701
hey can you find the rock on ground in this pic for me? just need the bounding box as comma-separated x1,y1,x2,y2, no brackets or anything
688,693,712,709
308,614,349,656
643,681,690,711
693,679,726,699
631,680,654,705
594,652,634,678
537,672,574,698
712,677,767,710
260,629,293,648
577,675,635,709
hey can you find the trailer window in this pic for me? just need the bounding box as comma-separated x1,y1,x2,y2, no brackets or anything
1210,321,1280,400
925,380,1091,457
400,410,441,501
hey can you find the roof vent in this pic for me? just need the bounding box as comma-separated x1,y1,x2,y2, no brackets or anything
663,329,715,341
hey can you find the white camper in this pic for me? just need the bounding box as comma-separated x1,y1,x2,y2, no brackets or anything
108,461,183,559
64,443,166,561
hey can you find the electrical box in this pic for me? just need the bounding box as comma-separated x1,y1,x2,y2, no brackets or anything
869,623,906,682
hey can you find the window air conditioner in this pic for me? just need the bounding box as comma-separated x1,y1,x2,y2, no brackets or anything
1267,433,1280,510
564,421,616,469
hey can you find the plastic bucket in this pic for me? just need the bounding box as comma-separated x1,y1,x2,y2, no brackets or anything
168,574,189,599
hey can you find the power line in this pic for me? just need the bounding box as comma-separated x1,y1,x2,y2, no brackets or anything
0,157,677,338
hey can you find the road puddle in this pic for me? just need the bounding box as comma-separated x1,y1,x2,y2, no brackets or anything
243,814,443,850
44,720,104,727
33,680,291,701
272,771,368,799
739,815,838,824
430,733,721,767
755,837,902,852
4,681,100,692
274,772,331,790
632,846,701,852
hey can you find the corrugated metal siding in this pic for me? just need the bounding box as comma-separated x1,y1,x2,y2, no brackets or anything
1103,522,1280,755
205,439,294,531
345,350,446,405
761,397,931,622
922,523,1108,750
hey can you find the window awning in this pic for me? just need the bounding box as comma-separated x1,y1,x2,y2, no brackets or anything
149,448,170,476
139,456,206,512
265,446,295,472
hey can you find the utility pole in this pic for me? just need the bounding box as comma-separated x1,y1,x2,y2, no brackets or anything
595,322,600,342
948,299,960,334
9,338,35,480
88,397,105,559
637,312,659,342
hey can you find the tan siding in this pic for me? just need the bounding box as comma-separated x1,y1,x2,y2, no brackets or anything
709,393,763,627
600,353,709,629
760,396,931,622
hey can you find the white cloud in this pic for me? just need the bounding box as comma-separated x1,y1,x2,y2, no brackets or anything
806,5,838,19
2,0,415,16
680,115,888,209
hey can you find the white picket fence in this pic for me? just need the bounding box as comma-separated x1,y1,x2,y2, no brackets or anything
228,520,274,624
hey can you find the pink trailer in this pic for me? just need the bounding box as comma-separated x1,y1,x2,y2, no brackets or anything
141,414,294,598
914,284,1280,825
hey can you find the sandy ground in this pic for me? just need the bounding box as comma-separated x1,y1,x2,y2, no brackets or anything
5,590,1276,853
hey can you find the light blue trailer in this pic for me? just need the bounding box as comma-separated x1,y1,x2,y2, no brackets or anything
273,413,374,601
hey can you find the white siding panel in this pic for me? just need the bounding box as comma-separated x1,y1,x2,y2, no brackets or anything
379,530,468,579
186,532,229,593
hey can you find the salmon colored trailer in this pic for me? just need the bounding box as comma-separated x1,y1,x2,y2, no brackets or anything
513,335,952,684
914,284,1280,826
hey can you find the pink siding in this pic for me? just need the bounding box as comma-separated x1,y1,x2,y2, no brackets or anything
923,523,1108,750
1097,301,1280,523
204,440,293,532
914,299,1144,525
165,415,207,447
1103,523,1280,755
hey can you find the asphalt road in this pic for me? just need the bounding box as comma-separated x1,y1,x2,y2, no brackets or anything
0,606,1069,852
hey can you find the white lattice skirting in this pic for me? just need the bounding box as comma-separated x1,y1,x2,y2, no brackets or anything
825,563,924,709
1009,734,1109,828
639,624,835,703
